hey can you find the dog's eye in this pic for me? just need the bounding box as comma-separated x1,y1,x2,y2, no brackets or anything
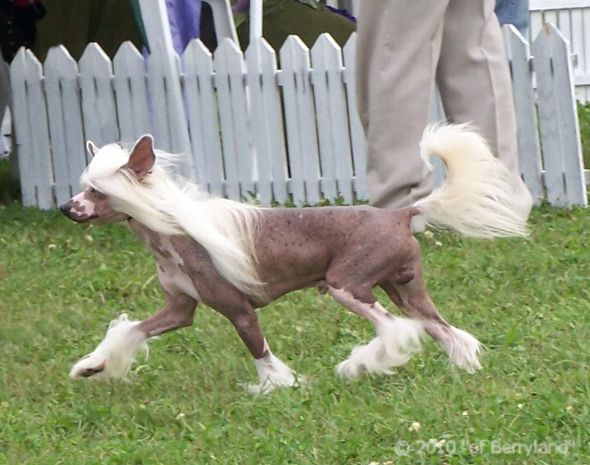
88,187,105,198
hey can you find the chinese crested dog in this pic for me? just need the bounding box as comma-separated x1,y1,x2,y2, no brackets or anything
60,124,529,394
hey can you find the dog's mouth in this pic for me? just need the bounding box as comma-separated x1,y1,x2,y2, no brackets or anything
72,213,97,223
60,208,97,223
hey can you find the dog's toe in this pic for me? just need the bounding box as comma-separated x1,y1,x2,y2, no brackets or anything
70,353,107,379
336,359,366,380
76,361,106,378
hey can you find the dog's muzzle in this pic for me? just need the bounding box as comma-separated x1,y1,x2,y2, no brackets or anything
59,201,96,223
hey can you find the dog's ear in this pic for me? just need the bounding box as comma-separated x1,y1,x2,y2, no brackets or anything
86,141,99,157
126,135,156,180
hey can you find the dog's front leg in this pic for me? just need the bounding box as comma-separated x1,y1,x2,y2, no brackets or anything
70,293,197,379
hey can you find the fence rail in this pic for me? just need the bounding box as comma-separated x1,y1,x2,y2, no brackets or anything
8,25,589,210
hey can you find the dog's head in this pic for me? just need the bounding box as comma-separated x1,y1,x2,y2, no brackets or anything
60,135,156,224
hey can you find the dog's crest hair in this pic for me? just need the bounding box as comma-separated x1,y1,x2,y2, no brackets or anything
81,143,265,298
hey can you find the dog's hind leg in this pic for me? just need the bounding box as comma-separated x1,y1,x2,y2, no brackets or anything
327,286,424,379
380,264,482,373
70,293,197,379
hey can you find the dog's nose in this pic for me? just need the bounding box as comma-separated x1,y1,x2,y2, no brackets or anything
59,202,71,215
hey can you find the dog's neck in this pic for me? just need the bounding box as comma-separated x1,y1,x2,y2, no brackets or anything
127,219,170,256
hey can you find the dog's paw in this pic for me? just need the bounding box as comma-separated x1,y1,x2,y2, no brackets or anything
70,352,107,379
70,314,147,380
243,373,304,396
447,326,482,374
335,357,367,380
246,353,304,395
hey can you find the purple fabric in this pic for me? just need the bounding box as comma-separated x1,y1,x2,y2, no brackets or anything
233,0,250,13
166,0,202,54
325,6,356,23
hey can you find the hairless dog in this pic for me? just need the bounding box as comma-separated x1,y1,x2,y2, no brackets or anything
60,124,529,394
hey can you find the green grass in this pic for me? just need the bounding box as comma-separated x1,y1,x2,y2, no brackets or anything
578,103,590,168
0,158,20,204
0,203,589,464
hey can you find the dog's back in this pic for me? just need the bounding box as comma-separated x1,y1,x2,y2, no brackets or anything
253,206,417,304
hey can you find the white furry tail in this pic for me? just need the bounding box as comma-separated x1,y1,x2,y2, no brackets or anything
413,124,530,238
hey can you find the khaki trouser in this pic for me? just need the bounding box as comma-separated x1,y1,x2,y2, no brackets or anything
356,0,524,208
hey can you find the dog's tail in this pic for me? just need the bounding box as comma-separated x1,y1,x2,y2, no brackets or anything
411,124,529,238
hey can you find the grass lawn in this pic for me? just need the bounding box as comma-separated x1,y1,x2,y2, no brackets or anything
0,201,588,465
578,103,590,168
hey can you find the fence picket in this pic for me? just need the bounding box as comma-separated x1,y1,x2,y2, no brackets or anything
533,26,567,206
533,24,587,207
182,39,224,195
280,36,321,205
584,8,590,89
248,38,289,205
214,39,250,201
244,44,273,205
151,50,192,170
9,49,37,207
311,34,354,203
342,33,367,201
225,40,255,199
545,24,587,206
24,49,53,209
79,43,119,150
112,42,150,143
505,26,544,204
310,37,337,200
571,9,585,73
246,39,278,204
45,46,86,206
147,50,173,152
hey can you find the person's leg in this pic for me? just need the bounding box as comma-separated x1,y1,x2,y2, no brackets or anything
437,0,532,212
356,0,449,208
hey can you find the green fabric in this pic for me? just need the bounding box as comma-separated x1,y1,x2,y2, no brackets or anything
34,0,143,61
236,0,355,50
128,0,148,51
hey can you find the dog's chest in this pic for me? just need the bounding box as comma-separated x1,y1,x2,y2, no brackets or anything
147,235,201,301
159,239,200,299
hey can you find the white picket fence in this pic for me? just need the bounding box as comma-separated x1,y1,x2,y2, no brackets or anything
8,25,589,210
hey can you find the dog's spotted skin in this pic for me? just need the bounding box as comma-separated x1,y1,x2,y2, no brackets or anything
124,206,424,363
